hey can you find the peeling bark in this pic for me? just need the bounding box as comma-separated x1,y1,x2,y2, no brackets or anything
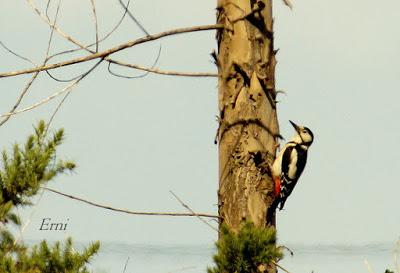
216,0,279,234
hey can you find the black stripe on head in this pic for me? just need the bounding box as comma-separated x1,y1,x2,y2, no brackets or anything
301,127,314,145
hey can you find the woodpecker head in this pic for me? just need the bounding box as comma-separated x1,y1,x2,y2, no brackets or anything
289,120,314,146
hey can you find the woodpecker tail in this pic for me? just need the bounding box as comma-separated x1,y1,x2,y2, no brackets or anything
266,197,280,225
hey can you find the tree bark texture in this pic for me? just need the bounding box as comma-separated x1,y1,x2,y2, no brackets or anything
216,0,279,231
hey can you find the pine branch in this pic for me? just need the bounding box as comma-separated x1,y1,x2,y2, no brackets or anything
208,222,283,273
0,121,75,223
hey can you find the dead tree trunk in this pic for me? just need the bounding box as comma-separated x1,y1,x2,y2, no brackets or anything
216,0,279,231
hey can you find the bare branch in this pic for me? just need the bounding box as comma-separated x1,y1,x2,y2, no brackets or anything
108,59,218,78
48,0,130,60
39,0,131,61
107,45,215,79
27,0,88,50
0,0,61,127
43,187,219,219
43,0,71,82
41,0,103,83
170,190,218,231
23,0,219,79
1,80,77,118
0,24,223,78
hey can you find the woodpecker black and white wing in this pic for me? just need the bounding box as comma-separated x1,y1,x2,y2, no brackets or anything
267,121,314,223
282,144,308,182
278,144,308,209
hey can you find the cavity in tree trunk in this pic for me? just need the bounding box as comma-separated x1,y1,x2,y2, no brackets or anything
216,0,279,231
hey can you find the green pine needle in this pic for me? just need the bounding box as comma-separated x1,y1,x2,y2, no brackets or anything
208,221,283,273
0,120,100,273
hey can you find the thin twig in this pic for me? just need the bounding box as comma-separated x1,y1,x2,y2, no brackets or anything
0,40,35,65
278,245,294,256
271,261,292,273
42,0,131,61
45,0,52,21
42,0,97,83
169,190,218,231
122,256,130,273
45,91,71,132
43,187,219,219
394,239,400,273
0,72,39,126
44,0,67,82
0,24,223,78
107,45,162,79
282,0,293,9
42,0,105,83
13,190,45,246
27,0,88,50
45,69,86,82
364,259,376,273
89,0,99,52
118,0,149,35
45,0,61,56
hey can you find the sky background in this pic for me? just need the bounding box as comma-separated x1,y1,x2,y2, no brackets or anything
1,0,399,247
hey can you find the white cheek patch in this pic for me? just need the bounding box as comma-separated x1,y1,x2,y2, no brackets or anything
301,133,312,143
288,149,298,179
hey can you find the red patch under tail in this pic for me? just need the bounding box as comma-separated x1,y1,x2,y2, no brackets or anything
274,177,281,197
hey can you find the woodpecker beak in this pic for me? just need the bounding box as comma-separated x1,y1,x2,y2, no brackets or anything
289,120,301,133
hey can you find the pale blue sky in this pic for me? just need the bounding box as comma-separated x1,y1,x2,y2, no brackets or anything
1,0,399,246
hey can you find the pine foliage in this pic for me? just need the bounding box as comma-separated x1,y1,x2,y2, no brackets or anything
0,120,75,224
0,238,100,273
0,121,100,273
208,222,282,273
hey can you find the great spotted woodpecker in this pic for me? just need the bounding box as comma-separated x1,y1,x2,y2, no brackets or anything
267,120,314,222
